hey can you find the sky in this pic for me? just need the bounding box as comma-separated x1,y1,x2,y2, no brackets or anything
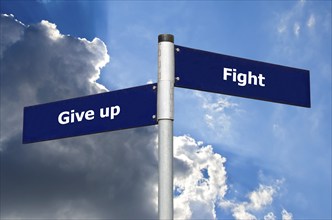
0,1,331,220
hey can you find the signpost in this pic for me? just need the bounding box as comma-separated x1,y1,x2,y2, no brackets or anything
175,45,311,108
157,34,175,220
23,84,157,144
22,34,311,220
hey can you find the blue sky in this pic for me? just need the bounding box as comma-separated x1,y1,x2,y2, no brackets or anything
1,1,331,219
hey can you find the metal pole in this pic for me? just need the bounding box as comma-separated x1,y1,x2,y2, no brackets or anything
157,34,174,220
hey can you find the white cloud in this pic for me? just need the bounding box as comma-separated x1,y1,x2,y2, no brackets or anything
275,0,318,40
232,205,257,220
264,212,276,220
307,14,316,28
219,180,285,220
293,22,301,37
272,123,286,140
194,92,241,142
248,184,276,210
40,20,63,41
173,135,227,219
281,209,293,220
173,135,293,220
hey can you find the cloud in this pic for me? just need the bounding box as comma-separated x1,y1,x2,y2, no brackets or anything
265,209,293,220
0,14,26,59
194,92,241,143
282,209,293,220
264,212,276,220
173,136,292,220
0,14,157,219
293,22,301,37
232,205,257,220
273,0,331,62
173,135,227,219
273,0,326,56
276,1,306,37
307,14,315,28
0,13,109,151
248,184,276,210
219,180,288,220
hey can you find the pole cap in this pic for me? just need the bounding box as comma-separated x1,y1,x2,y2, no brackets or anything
158,34,174,43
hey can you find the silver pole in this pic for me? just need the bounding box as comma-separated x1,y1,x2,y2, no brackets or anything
157,34,174,220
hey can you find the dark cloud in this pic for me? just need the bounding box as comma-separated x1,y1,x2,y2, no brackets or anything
0,14,158,219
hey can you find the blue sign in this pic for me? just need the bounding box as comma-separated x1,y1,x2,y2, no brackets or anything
23,84,157,144
175,45,311,108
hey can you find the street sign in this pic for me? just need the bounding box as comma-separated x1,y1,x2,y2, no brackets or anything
175,45,311,108
20,35,312,220
23,84,157,144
